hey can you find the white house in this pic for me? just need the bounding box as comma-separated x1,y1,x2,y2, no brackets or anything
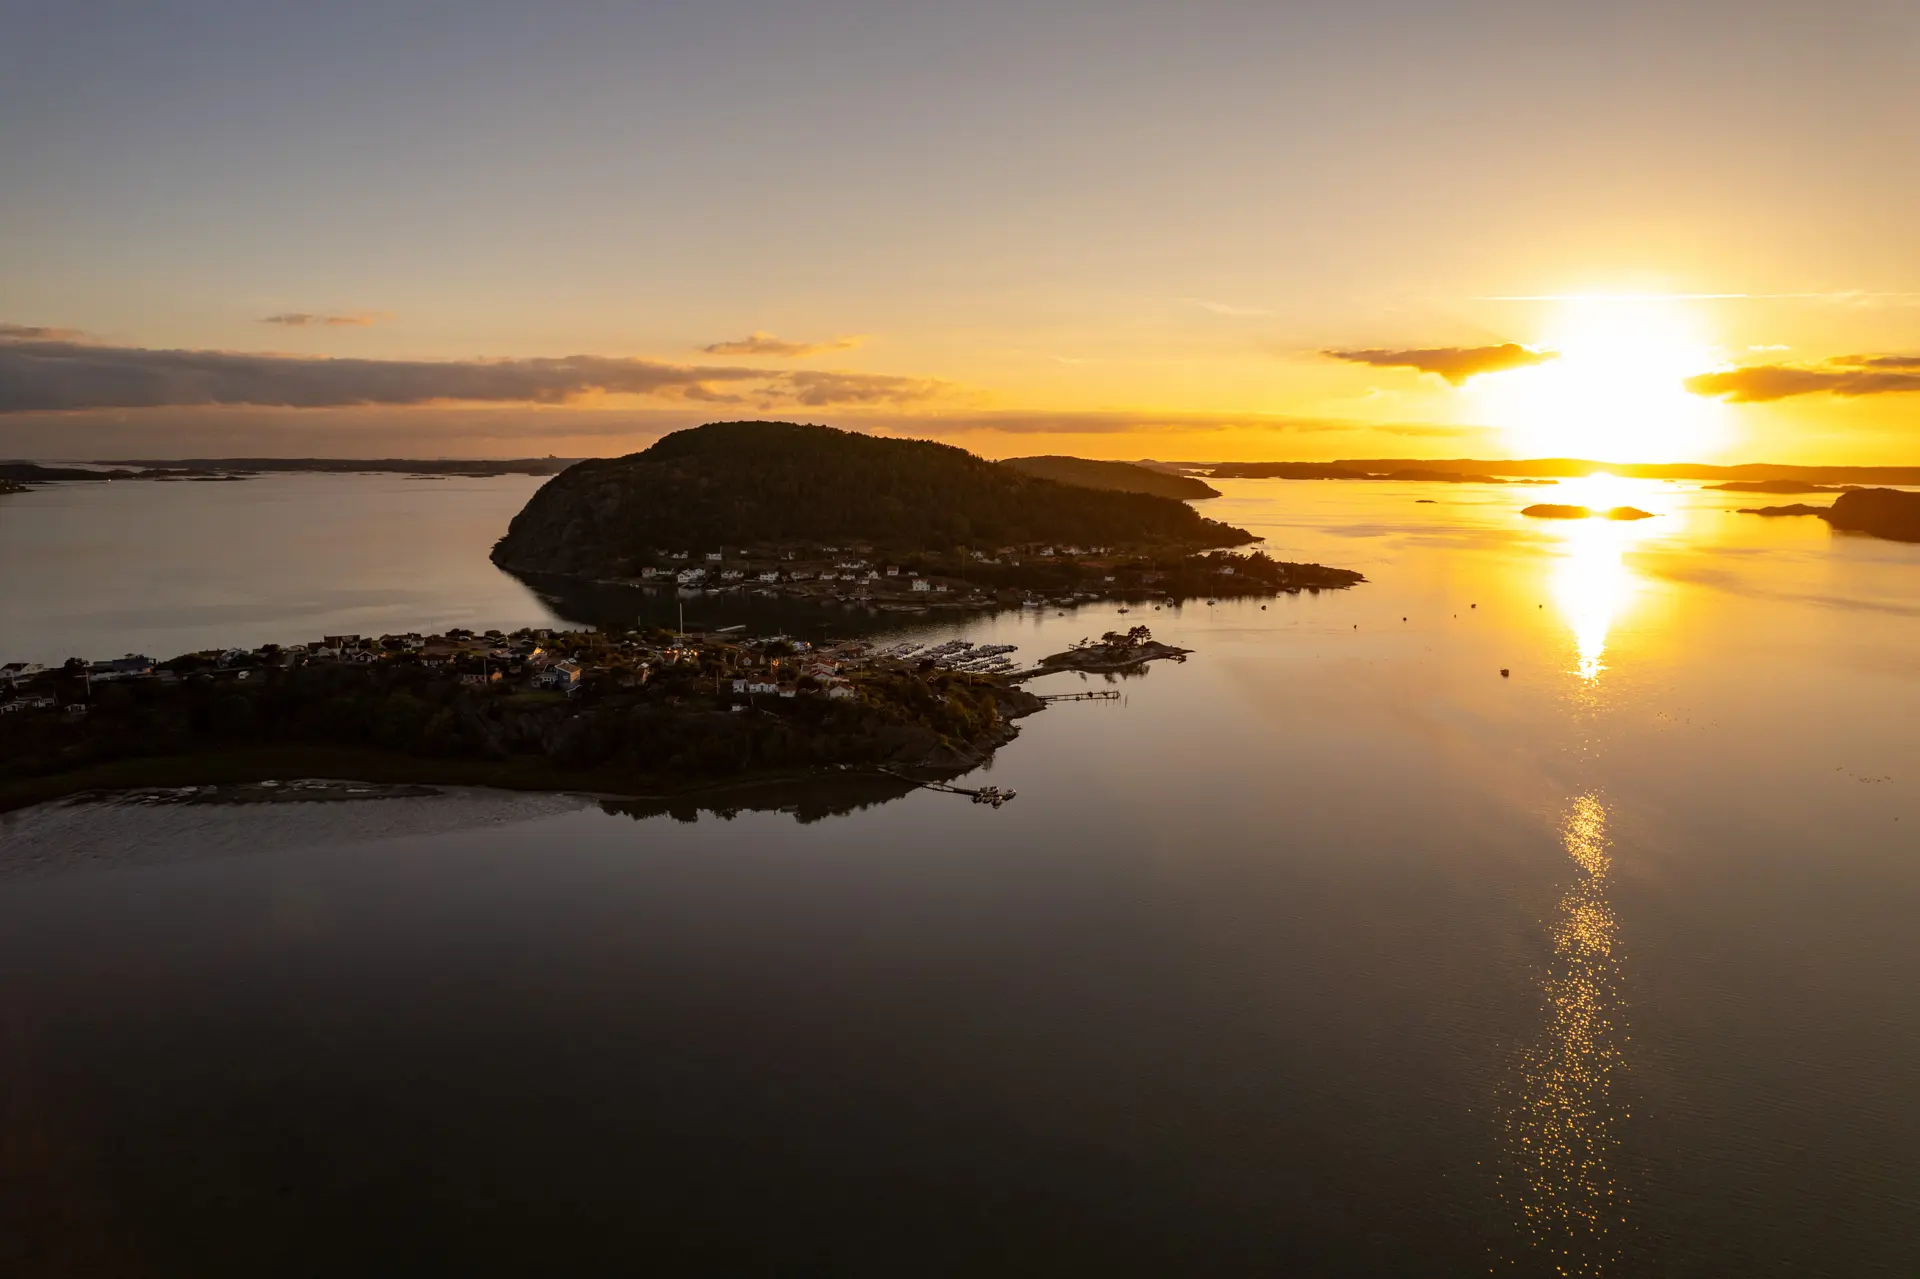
911,579,931,592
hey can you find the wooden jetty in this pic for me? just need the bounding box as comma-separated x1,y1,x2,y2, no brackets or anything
877,768,1019,807
1037,690,1120,702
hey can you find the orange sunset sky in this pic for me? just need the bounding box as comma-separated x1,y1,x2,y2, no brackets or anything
3,1,1916,463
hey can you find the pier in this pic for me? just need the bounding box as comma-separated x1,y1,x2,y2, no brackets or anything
877,768,1019,807
1037,690,1120,702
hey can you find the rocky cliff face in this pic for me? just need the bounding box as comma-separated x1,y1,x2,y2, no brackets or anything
1823,488,1920,542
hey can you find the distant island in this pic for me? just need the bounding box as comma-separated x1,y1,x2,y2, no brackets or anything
1737,487,1920,542
1522,504,1656,521
1738,503,1829,518
1204,462,1373,480
1201,461,1539,483
0,626,1062,812
1705,480,1849,495
1149,458,1920,486
0,462,250,484
96,457,580,476
1000,455,1221,499
492,422,1364,607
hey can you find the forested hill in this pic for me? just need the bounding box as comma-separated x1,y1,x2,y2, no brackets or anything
999,455,1221,499
492,422,1252,577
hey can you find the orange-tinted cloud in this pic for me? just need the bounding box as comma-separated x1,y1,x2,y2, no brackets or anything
1685,354,1920,401
262,311,385,328
0,331,948,413
700,331,861,357
782,370,945,406
1325,343,1557,385
0,322,87,341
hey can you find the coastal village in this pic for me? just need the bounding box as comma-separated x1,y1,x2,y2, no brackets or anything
0,613,1210,810
570,543,1364,613
0,624,1036,716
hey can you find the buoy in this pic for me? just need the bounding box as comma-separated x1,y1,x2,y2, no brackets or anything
1500,669,1510,677
1471,603,1477,609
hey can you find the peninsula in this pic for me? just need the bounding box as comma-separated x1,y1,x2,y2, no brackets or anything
0,626,1054,812
1729,487,1920,541
492,422,1364,607
999,455,1222,499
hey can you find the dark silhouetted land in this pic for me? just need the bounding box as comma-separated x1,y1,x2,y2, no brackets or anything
1522,504,1655,521
1000,455,1221,499
1158,458,1920,485
99,457,578,476
492,422,1257,581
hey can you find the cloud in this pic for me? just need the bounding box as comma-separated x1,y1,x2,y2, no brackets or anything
1324,343,1558,385
781,370,947,407
0,322,87,341
0,332,953,413
700,331,861,357
875,409,1481,437
1181,298,1272,317
1685,353,1920,401
262,311,385,328
1477,291,1920,305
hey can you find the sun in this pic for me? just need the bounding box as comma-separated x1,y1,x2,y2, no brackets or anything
1467,297,1731,461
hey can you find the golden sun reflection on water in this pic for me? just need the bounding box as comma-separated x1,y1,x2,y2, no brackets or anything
1500,795,1629,1275
1540,476,1669,685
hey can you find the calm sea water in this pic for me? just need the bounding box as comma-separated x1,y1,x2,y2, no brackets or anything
1,473,1917,1275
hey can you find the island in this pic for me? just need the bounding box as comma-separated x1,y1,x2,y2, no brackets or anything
0,463,249,484
491,421,1365,608
1736,503,1828,518
1822,487,1920,542
1705,480,1848,494
1521,504,1656,521
1031,626,1190,675
99,457,578,476
1729,488,1920,542
0,626,1072,813
1000,455,1222,499
1204,462,1374,479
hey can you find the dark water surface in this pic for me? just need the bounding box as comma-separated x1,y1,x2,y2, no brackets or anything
2,474,1917,1275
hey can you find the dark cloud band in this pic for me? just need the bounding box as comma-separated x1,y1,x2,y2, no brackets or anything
262,312,383,328
1325,343,1557,384
1686,354,1920,401
700,331,861,357
0,331,941,413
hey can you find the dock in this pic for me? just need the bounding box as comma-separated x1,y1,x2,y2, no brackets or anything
877,768,1019,807
1037,690,1120,702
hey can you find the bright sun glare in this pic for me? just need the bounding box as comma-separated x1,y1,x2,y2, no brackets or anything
1469,297,1730,461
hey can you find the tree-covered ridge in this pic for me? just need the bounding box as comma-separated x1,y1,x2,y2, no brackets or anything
493,422,1252,577
999,455,1221,500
